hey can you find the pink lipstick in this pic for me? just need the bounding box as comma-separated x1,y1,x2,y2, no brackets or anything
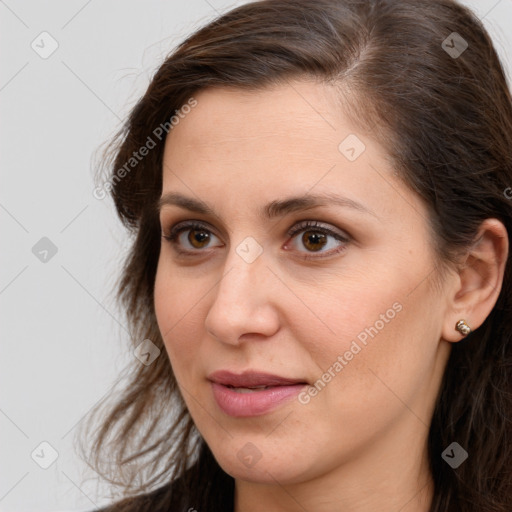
208,370,307,417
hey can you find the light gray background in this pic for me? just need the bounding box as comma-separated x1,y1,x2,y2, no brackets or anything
1,1,511,510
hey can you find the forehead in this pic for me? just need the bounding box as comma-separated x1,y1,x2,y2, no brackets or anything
162,81,368,182
159,80,426,230
164,81,345,154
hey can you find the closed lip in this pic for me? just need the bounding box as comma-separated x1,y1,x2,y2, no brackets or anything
207,370,308,388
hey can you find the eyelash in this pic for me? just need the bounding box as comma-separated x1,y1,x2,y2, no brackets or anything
161,220,350,261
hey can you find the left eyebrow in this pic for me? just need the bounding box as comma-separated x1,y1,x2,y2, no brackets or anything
157,191,378,220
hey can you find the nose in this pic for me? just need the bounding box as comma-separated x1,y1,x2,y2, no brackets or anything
204,244,281,345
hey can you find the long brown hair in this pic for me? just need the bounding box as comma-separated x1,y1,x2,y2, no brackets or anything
79,0,512,510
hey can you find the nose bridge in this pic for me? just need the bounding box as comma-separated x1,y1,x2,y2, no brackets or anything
205,237,279,342
214,238,267,311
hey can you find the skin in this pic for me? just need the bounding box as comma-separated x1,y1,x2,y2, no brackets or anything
153,79,508,511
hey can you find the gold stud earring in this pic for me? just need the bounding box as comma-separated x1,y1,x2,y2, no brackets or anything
455,319,471,336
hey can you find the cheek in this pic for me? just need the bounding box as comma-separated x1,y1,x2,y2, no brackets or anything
302,256,439,376
153,264,204,377
310,281,442,431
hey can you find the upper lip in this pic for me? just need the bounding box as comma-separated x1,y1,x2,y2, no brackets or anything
208,370,307,388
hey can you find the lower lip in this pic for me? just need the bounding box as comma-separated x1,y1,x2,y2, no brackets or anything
210,382,306,417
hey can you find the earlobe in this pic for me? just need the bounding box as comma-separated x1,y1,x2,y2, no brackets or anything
441,218,509,343
454,319,471,336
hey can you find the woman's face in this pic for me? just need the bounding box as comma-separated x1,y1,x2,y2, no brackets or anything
154,80,453,487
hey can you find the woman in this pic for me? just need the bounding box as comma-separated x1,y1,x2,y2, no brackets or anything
80,0,512,510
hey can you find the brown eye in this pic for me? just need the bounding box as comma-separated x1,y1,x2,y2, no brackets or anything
286,220,350,260
301,231,328,252
187,228,211,249
162,221,222,254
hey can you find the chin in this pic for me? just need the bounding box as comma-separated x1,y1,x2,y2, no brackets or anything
212,442,312,485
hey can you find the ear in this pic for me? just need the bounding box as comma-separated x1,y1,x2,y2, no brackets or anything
442,218,509,342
